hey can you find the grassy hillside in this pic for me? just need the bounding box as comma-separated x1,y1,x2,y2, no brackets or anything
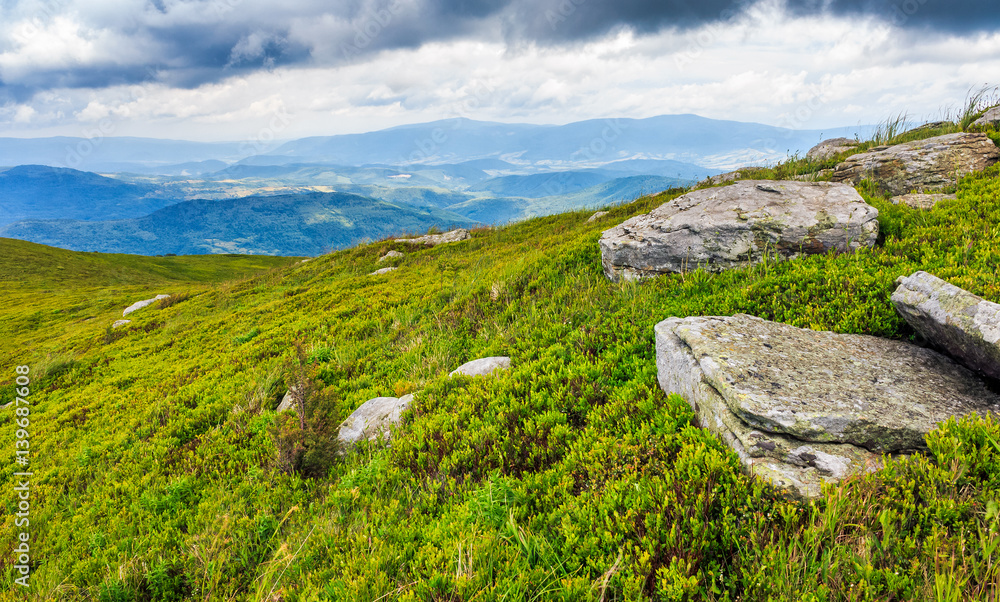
0,192,477,256
2,134,1000,601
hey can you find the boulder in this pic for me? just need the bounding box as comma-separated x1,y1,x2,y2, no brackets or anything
890,193,957,210
830,133,1000,195
378,250,404,262
395,229,471,246
112,319,131,329
276,389,297,413
971,106,1000,129
450,356,511,377
370,267,397,276
655,314,1000,498
806,138,860,161
892,271,1000,380
587,211,609,223
697,167,762,187
599,180,878,282
123,294,170,317
337,394,413,445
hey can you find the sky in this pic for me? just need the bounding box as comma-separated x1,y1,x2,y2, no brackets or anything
0,0,998,142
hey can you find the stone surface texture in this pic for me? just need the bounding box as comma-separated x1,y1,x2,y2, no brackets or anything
892,271,1000,380
123,294,170,316
890,193,957,210
450,356,512,377
806,137,860,161
337,394,413,445
379,250,404,262
599,180,878,282
370,267,397,276
395,229,470,246
830,133,1000,195
112,319,131,329
972,106,1000,128
655,314,1000,498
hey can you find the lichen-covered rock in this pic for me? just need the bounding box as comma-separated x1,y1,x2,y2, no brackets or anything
890,193,956,210
370,267,397,276
395,229,470,246
655,314,1000,498
806,137,859,161
337,394,413,445
971,106,1000,129
123,294,170,317
892,271,1000,380
378,250,404,262
830,133,999,195
450,356,511,377
599,180,878,282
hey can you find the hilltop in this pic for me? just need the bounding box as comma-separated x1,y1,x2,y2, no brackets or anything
0,111,999,601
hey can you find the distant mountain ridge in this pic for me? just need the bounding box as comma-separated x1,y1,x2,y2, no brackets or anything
0,192,476,256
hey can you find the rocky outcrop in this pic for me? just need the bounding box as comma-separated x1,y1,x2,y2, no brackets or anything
890,193,957,210
599,180,878,282
379,251,404,262
123,294,170,317
395,229,471,246
337,394,413,445
806,138,860,161
892,271,1000,380
450,356,511,377
655,314,1000,498
697,168,761,187
830,133,1000,195
971,107,1000,129
587,211,609,223
370,267,397,276
112,319,131,329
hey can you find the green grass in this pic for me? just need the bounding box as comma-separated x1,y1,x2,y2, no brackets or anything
2,148,1000,599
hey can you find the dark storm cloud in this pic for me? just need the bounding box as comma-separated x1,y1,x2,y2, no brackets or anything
1,0,996,98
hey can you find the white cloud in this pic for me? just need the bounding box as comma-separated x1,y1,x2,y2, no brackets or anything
1,5,998,141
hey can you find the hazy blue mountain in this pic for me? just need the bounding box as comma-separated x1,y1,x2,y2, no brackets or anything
597,158,719,179
446,175,687,224
0,165,180,227
0,192,477,256
267,115,869,168
0,137,251,172
470,171,614,198
106,160,231,176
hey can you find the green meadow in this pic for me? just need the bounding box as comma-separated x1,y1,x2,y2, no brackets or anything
2,121,1000,601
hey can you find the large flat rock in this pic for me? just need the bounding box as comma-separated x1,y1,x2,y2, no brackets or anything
599,180,878,282
830,133,999,195
655,314,1000,498
892,271,1000,380
337,394,413,445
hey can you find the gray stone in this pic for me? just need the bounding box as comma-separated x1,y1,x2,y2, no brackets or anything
587,211,609,223
892,271,1000,380
697,167,762,187
276,389,297,413
971,107,1000,129
806,138,860,161
378,250,404,262
370,267,397,276
450,356,511,377
830,133,1000,195
599,180,878,282
395,228,471,246
655,314,1000,498
337,395,413,445
112,319,131,329
123,294,170,317
890,193,957,210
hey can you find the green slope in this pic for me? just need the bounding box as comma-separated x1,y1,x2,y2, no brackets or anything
1,159,1000,601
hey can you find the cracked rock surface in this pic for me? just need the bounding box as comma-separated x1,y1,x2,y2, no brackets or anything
892,271,1000,380
599,180,878,282
830,132,999,195
655,314,1000,498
